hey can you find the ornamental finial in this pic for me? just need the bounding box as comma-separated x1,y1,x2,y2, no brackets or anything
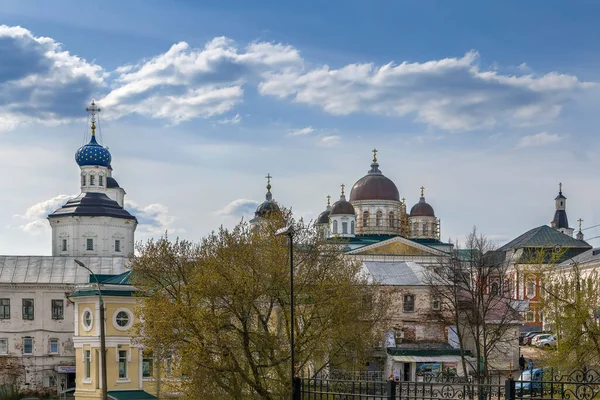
327,195,331,206
559,182,563,194
265,173,272,192
420,186,425,197
401,197,405,205
85,100,101,137
372,148,378,163
578,218,583,232
341,184,345,196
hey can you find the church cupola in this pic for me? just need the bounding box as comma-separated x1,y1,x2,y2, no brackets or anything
48,101,137,257
250,174,281,227
551,183,574,237
329,185,356,238
316,195,332,237
576,218,585,241
408,187,440,240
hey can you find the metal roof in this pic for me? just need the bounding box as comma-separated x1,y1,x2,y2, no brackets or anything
361,261,427,285
0,256,129,284
498,225,590,251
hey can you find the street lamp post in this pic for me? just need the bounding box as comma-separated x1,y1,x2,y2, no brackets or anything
275,226,298,400
74,259,108,400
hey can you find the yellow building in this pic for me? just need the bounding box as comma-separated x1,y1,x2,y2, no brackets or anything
69,271,158,400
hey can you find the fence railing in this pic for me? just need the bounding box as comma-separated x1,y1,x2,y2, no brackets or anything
299,368,600,400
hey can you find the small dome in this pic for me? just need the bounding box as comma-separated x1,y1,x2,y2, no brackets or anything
106,176,120,189
349,154,399,202
410,196,435,217
75,135,112,168
317,210,330,224
330,194,355,215
255,200,280,218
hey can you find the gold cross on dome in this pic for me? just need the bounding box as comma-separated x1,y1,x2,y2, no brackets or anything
85,100,101,137
265,173,272,191
420,186,425,197
578,218,583,231
341,184,345,196
327,195,331,206
372,148,378,163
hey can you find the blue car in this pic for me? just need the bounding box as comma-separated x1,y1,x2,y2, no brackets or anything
516,368,550,395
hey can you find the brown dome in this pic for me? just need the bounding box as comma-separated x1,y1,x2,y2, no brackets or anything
349,162,399,202
330,195,355,215
317,209,330,224
410,197,435,217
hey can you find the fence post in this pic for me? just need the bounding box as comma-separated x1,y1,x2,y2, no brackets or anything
293,377,301,400
387,380,397,400
505,377,515,400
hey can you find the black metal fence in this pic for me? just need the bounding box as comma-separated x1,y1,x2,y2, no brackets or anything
299,368,600,399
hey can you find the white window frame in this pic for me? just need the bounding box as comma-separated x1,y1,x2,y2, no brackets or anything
118,349,128,379
86,238,94,251
82,308,93,332
89,174,95,186
115,239,121,252
49,338,59,355
350,221,355,235
332,220,338,234
0,338,8,355
526,279,535,298
98,174,104,187
112,308,134,331
403,294,415,313
84,349,92,381
23,337,33,355
342,221,348,234
432,297,441,311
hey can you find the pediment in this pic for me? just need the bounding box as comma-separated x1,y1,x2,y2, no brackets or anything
348,236,444,257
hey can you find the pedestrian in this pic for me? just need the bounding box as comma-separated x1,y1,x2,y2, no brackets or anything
519,355,525,371
528,360,534,370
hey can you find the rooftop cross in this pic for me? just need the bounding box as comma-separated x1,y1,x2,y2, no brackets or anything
327,195,331,206
85,100,101,137
341,184,345,196
578,218,583,232
559,182,563,193
420,186,425,197
265,173,272,191
372,148,378,163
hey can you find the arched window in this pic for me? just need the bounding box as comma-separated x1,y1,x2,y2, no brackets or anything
342,222,348,234
351,221,355,234
490,282,500,296
333,220,338,234
89,175,95,186
389,212,395,228
363,211,369,227
376,210,382,227
422,222,427,235
99,175,104,187
412,222,418,235
81,174,86,186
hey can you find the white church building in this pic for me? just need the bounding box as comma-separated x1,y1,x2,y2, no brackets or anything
0,102,135,395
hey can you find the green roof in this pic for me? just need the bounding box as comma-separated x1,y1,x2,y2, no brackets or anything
387,348,471,357
69,289,135,298
90,271,132,285
498,225,591,251
108,390,158,400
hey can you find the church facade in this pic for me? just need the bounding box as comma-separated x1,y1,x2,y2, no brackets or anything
0,102,135,395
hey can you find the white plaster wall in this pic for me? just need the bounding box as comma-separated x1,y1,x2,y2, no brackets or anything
49,216,136,257
408,216,438,239
329,214,356,238
0,285,76,390
80,165,110,194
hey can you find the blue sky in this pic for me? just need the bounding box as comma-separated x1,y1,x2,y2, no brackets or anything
2,0,600,254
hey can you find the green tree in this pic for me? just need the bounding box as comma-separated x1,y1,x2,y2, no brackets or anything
130,211,389,399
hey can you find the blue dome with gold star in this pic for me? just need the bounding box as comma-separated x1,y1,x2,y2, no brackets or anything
75,135,112,168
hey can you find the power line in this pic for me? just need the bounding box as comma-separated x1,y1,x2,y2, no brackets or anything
583,223,600,231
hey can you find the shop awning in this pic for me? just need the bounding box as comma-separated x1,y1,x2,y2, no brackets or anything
391,355,463,363
107,390,158,400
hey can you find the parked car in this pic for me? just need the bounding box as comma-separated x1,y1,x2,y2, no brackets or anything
518,331,529,345
521,331,543,346
536,335,557,348
516,368,551,396
530,333,552,347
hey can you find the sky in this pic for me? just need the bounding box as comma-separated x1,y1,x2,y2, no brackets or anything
1,0,600,255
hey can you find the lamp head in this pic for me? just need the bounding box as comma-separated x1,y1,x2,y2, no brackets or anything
275,226,294,236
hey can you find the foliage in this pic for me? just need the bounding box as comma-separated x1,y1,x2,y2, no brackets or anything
0,357,23,400
538,261,600,370
130,210,389,399
424,228,519,382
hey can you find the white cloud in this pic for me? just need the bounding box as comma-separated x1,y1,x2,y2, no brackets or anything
0,25,105,130
217,198,260,218
288,126,314,136
318,135,341,146
124,200,179,235
217,113,242,124
259,51,592,131
516,132,563,148
14,194,74,234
